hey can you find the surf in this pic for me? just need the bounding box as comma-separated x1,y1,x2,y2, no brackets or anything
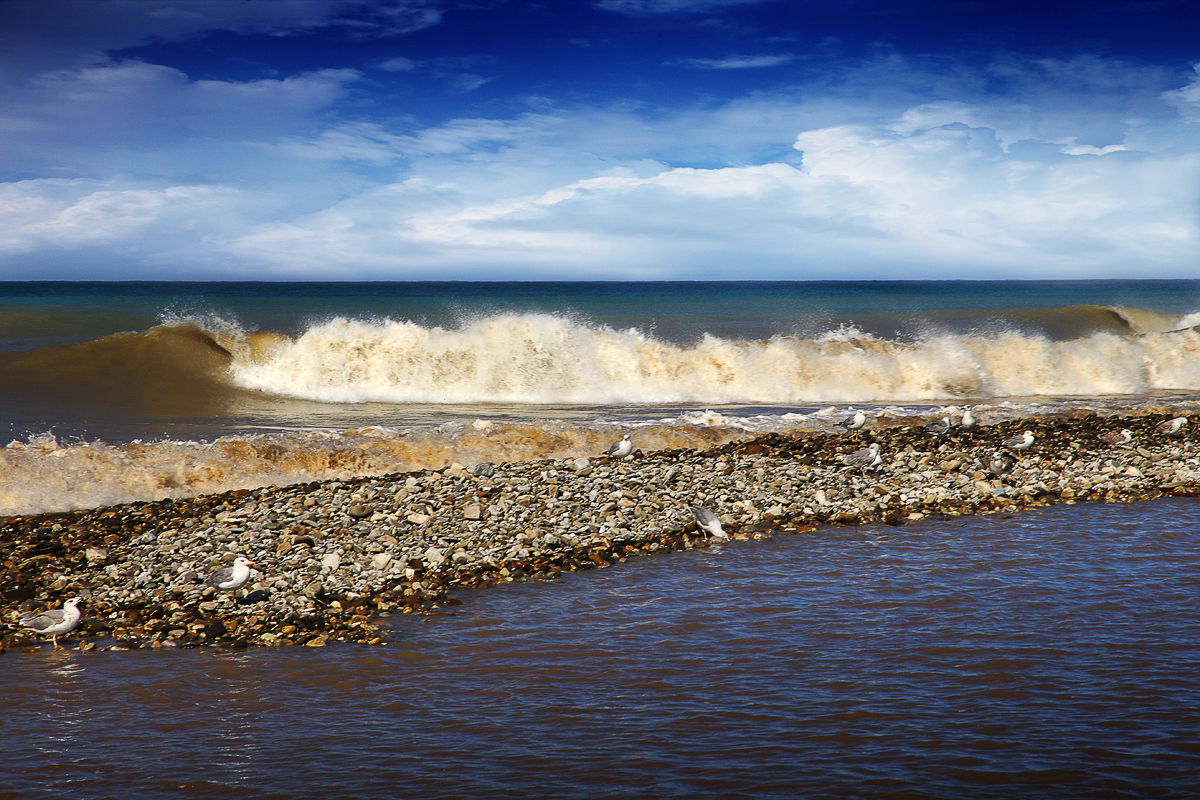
225,311,1200,405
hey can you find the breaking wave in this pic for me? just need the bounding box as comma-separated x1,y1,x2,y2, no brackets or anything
3,307,1200,411
228,311,1200,405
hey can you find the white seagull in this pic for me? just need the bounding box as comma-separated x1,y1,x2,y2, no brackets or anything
689,506,729,541
205,556,255,593
842,442,882,474
20,597,83,649
959,406,977,430
1001,431,1035,451
837,410,866,432
984,451,1017,477
605,434,633,459
1156,417,1188,438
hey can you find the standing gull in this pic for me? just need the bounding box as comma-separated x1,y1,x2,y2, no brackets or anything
19,597,83,649
689,506,729,541
842,442,882,475
837,410,866,433
960,406,977,431
1156,417,1188,438
1001,431,1035,451
605,434,633,459
205,556,255,593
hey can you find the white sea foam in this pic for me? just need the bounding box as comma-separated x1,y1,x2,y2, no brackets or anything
5,395,1199,517
224,314,1200,405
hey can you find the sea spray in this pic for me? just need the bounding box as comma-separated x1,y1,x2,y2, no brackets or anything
0,416,749,517
226,315,1200,405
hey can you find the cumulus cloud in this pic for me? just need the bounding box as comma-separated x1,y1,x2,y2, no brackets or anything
0,39,1197,280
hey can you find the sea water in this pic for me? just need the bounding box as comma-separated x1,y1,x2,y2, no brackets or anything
3,499,1199,799
2,280,1200,516
4,280,1200,798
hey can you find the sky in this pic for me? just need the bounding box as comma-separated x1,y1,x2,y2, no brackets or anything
1,0,1199,281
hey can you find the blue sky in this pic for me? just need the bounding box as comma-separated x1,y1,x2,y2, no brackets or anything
1,0,1198,281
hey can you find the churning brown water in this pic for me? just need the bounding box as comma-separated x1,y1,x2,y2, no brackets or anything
4,497,1200,799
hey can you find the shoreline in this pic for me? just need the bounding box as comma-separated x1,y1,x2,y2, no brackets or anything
3,408,1196,654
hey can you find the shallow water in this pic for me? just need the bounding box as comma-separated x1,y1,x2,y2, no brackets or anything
4,498,1199,799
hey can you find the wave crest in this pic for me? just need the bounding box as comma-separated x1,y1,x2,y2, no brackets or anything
227,314,1200,404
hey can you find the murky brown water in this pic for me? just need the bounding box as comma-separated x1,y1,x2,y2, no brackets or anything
4,498,1200,799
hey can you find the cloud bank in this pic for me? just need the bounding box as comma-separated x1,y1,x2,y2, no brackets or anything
0,1,1197,280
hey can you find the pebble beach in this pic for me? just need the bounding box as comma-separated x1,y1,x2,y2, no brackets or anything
3,408,1196,654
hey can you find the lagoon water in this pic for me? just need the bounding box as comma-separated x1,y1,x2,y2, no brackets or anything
4,499,1200,799
3,280,1200,798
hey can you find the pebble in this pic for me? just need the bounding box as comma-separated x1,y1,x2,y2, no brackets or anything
1,409,1197,652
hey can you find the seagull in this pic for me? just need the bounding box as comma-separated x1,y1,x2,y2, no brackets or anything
689,506,729,540
1001,431,1035,451
983,451,1017,477
842,442,882,474
924,416,952,436
19,597,83,649
959,406,977,431
1156,417,1188,438
1099,429,1133,447
837,410,866,432
205,556,255,593
605,434,633,459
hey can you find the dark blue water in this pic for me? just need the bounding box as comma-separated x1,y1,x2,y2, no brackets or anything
4,498,1199,799
5,279,1200,349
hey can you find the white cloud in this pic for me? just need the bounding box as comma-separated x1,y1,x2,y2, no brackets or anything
0,48,1197,280
0,179,252,276
1164,64,1200,121
0,60,363,184
674,55,795,69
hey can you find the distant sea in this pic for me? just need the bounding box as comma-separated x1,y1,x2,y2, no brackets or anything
2,279,1199,516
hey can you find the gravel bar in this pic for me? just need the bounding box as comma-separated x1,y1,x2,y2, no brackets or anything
3,408,1197,653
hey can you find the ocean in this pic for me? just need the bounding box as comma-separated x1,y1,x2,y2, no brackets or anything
4,280,1200,798
3,280,1200,517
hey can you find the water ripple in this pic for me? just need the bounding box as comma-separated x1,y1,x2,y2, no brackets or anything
3,498,1200,799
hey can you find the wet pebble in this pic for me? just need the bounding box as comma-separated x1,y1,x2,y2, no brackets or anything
2,409,1197,651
